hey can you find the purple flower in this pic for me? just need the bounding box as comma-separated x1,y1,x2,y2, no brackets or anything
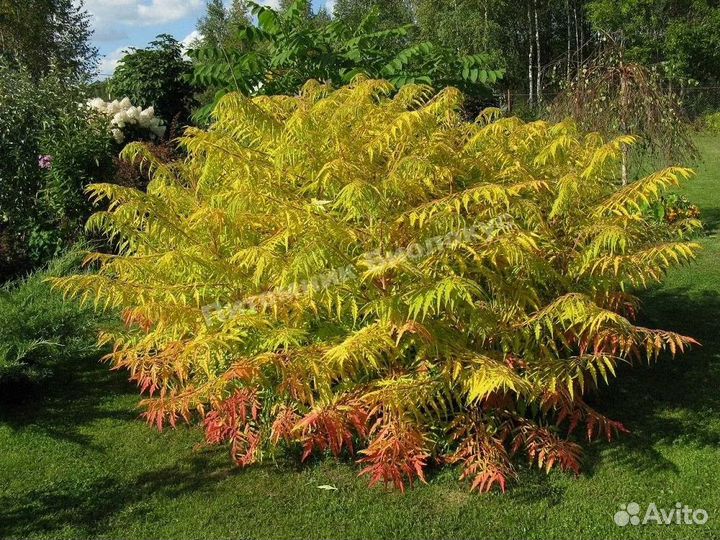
38,155,53,170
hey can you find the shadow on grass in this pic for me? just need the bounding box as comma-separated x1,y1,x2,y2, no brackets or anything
0,350,138,448
0,449,241,538
701,207,720,234
583,287,720,475
1,286,718,533
0,349,299,538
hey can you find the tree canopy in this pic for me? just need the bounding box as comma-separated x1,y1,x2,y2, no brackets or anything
0,0,97,78
333,0,413,29
108,35,196,125
187,0,720,114
197,0,251,50
190,0,503,120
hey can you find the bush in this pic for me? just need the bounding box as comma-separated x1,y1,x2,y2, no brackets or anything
54,79,701,492
0,63,115,278
0,250,102,401
112,138,179,192
700,111,720,134
108,35,196,126
40,106,116,248
0,63,51,275
647,193,701,225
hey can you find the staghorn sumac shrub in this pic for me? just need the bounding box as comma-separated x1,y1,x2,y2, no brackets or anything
53,78,702,492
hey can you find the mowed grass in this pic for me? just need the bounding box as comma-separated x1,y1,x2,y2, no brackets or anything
1,138,719,540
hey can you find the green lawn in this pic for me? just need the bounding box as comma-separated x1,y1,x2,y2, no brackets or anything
1,137,719,540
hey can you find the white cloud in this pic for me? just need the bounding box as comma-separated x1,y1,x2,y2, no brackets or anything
98,46,130,77
180,30,203,58
83,0,204,27
137,0,204,24
324,0,336,15
256,0,281,9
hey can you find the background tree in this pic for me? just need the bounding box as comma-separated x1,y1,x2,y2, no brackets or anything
280,0,312,17
550,41,696,184
411,0,504,56
190,0,502,119
333,0,413,29
198,0,231,46
186,0,720,119
407,0,594,111
108,35,196,126
197,0,251,49
0,0,97,78
586,0,720,114
312,6,332,27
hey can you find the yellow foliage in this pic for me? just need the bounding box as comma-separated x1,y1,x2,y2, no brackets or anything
51,78,701,491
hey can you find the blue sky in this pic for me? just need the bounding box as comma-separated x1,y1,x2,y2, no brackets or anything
84,0,334,77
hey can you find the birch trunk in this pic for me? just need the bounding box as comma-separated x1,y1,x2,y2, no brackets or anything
566,0,571,82
483,1,489,51
620,51,630,186
528,2,534,106
579,1,585,66
534,0,542,104
574,0,581,67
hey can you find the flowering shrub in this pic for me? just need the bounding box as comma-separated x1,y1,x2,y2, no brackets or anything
0,63,113,277
38,155,53,170
39,109,115,237
87,97,166,144
54,79,701,492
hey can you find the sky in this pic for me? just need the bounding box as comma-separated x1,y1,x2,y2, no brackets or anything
83,0,336,77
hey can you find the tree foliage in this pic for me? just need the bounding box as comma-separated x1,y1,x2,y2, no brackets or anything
587,0,720,86
185,0,720,117
0,0,97,78
53,79,701,492
190,0,503,119
408,0,592,105
109,35,196,126
550,43,696,183
197,0,251,50
411,0,504,56
333,0,413,30
0,63,114,277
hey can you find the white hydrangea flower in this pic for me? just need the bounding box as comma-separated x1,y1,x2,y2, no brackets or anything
87,97,106,112
87,97,167,143
111,128,125,144
107,100,121,114
126,106,141,122
111,111,127,128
